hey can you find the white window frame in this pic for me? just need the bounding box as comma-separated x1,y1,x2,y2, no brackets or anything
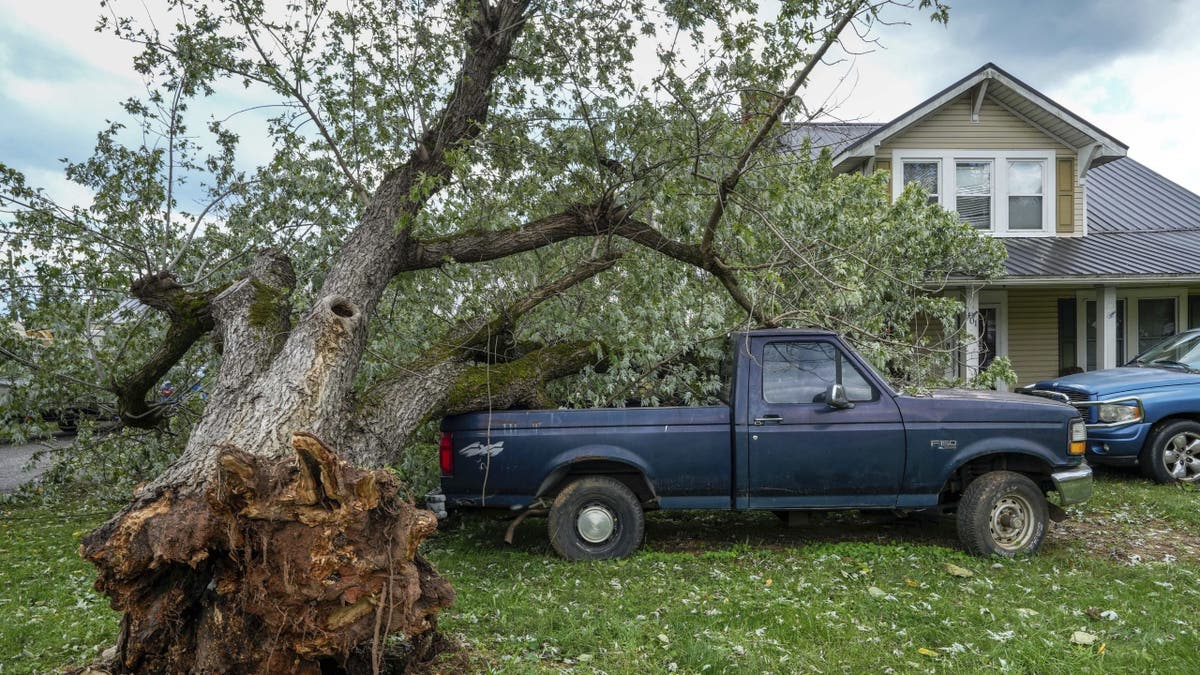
1073,287,1188,369
900,159,942,205
892,149,1057,237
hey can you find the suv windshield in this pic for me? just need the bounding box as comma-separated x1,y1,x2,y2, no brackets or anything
1130,331,1200,371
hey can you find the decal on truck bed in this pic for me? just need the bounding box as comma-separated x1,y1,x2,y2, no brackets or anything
460,441,504,458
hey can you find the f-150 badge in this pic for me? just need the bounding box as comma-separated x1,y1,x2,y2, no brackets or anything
930,439,957,450
460,441,504,457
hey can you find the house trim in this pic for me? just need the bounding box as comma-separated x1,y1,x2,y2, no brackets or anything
942,274,1200,288
834,63,1127,171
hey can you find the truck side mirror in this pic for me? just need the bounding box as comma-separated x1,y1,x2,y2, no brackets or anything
826,383,855,410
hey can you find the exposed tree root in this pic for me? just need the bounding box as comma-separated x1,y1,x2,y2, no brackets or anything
81,433,454,674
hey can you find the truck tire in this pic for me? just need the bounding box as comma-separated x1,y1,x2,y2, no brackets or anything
548,476,644,561
956,471,1048,557
1140,419,1200,484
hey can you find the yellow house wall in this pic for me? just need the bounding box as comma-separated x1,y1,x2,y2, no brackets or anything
873,94,1084,236
1003,288,1063,384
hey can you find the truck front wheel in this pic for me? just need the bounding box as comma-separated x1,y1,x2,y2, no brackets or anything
956,471,1048,557
548,476,645,561
1140,419,1200,484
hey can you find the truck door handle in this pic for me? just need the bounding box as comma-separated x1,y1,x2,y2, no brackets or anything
754,414,783,425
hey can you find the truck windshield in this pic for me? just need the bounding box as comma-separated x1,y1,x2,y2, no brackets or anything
1130,332,1200,371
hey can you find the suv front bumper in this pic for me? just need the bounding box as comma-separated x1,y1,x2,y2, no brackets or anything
1051,462,1093,505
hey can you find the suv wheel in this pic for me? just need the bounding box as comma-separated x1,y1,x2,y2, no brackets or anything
1141,419,1200,484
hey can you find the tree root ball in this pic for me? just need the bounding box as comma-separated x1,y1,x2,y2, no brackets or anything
81,432,455,674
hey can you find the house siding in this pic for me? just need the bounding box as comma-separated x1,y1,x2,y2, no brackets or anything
1006,288,1062,383
873,94,1084,236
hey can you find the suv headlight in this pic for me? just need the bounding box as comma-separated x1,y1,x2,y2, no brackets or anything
1097,402,1143,424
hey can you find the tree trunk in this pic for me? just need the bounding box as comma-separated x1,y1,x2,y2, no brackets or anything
82,251,459,673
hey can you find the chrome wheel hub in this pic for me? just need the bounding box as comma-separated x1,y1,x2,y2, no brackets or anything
577,504,616,544
1163,432,1200,483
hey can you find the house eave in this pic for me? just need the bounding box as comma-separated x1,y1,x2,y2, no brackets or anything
832,63,1129,171
941,273,1200,288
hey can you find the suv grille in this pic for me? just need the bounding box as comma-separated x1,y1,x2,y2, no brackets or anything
1040,387,1090,403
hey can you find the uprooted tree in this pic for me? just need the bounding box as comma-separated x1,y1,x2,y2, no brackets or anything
0,0,1003,671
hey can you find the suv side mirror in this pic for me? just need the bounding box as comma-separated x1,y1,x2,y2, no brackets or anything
826,383,854,410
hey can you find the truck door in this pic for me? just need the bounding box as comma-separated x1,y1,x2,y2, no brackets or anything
745,338,905,508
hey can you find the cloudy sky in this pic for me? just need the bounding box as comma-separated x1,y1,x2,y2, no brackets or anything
2,0,1199,204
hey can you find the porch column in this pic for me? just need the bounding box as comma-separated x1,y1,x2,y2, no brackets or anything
1096,285,1118,370
963,286,980,379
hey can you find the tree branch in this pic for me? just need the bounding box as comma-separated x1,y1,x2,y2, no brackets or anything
412,201,624,268
340,252,618,465
697,0,865,258
110,271,218,428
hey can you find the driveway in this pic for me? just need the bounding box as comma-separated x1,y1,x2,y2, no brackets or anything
0,434,70,493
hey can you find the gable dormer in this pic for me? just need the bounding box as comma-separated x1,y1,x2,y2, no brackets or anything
830,64,1128,238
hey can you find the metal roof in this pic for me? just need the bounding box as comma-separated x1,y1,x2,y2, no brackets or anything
1002,158,1200,279
1086,158,1200,234
1003,230,1200,279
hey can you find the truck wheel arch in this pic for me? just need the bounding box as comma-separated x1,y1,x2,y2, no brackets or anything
536,458,657,505
943,452,1056,500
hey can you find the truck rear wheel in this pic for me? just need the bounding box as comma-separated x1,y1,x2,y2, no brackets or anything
956,471,1048,557
1140,419,1200,484
548,476,644,561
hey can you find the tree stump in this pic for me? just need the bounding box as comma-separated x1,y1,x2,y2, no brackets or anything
81,432,454,674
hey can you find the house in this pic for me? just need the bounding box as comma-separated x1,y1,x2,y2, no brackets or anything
786,63,1200,385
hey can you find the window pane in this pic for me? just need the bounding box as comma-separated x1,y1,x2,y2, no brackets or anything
762,342,874,404
763,342,836,404
1008,161,1043,195
1008,196,1043,230
1138,298,1177,355
903,161,938,198
957,162,991,194
957,197,991,228
956,162,991,229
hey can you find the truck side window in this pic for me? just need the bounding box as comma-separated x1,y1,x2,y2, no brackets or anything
762,342,875,404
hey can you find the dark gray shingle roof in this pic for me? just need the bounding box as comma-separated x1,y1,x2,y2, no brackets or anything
781,123,883,158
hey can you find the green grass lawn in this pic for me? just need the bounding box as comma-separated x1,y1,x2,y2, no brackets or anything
3,470,1199,673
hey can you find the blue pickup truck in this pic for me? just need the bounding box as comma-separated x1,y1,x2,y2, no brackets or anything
1026,328,1200,484
433,329,1092,560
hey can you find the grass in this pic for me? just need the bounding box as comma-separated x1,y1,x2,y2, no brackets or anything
2,471,1199,674
0,498,117,673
